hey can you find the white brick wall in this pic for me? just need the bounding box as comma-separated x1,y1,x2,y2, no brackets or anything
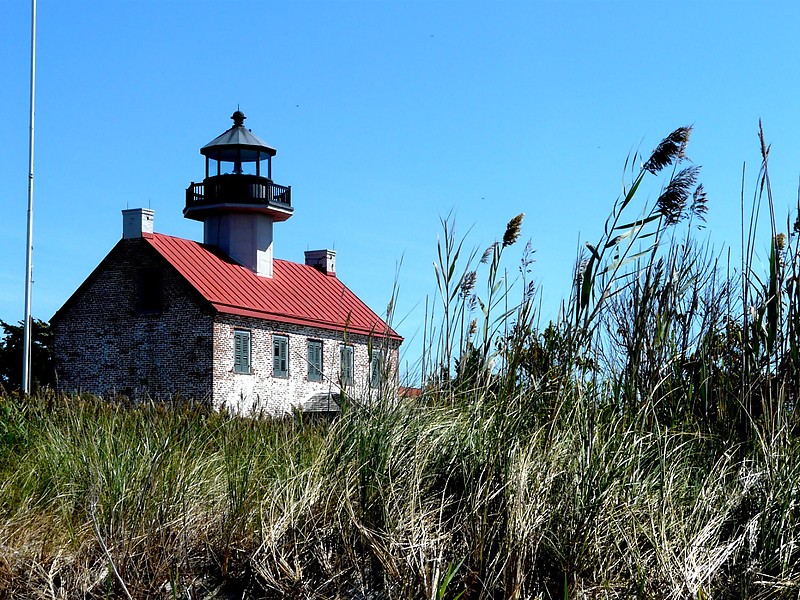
212,314,400,415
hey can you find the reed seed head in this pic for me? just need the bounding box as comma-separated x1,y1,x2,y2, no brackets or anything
775,233,786,252
503,213,524,248
481,242,498,264
468,294,477,311
644,126,692,175
656,166,700,225
468,318,477,336
520,240,536,270
690,183,708,223
461,271,477,298
524,280,536,301
759,119,770,161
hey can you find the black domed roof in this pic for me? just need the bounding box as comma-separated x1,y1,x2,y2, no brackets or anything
201,111,277,162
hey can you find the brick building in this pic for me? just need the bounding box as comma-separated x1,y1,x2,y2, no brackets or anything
52,112,401,415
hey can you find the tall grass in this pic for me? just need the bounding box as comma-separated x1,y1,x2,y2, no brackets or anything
3,125,800,598
0,396,325,598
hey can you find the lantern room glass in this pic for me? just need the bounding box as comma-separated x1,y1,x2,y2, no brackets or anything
204,153,272,179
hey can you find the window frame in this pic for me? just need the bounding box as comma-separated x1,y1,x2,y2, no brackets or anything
307,339,323,382
370,349,385,388
233,329,251,374
340,344,354,387
136,267,162,314
273,334,289,378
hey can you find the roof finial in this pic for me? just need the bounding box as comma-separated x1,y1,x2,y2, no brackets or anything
231,109,246,127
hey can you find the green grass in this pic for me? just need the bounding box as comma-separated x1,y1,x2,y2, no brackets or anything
3,125,800,598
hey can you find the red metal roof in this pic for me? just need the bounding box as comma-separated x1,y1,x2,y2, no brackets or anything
145,233,401,341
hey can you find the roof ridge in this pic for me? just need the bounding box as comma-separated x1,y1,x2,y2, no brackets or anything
152,234,325,269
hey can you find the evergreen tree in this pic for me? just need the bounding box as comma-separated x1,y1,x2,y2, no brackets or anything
0,319,55,393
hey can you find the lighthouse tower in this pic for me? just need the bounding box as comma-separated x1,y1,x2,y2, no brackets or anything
184,111,292,278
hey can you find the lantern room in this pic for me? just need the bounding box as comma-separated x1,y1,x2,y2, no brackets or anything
184,111,293,223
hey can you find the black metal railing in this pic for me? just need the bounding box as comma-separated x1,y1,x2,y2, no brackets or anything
185,174,291,210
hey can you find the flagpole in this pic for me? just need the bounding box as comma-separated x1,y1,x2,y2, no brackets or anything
22,0,36,394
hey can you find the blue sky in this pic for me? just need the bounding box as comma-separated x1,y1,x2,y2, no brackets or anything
3,1,800,381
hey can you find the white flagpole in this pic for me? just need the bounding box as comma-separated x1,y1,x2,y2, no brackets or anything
22,0,36,394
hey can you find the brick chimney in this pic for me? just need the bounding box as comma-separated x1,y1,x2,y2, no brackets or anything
305,249,336,276
122,208,154,239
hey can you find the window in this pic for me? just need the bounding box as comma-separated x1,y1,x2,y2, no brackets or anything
273,335,289,378
233,329,251,374
370,350,385,388
136,268,162,313
340,345,354,386
308,340,323,382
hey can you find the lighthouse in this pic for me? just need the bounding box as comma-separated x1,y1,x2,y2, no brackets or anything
52,110,403,410
183,111,292,278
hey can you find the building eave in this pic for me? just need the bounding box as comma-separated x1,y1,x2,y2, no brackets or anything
210,302,403,341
